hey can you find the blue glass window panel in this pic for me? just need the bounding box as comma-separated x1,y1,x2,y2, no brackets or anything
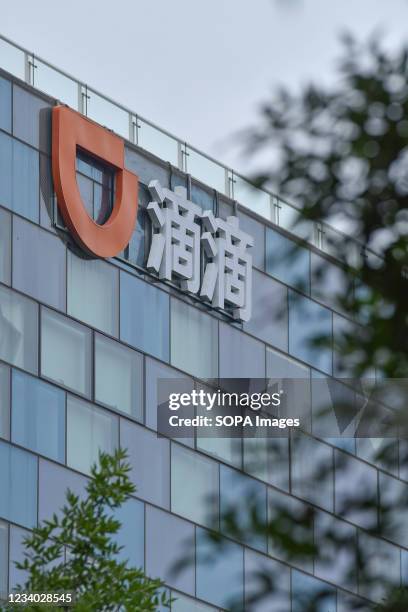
13,137,40,222
219,322,265,379
171,443,219,528
76,152,103,182
314,510,357,591
266,228,310,293
291,433,334,512
145,357,193,431
95,334,143,420
196,528,244,609
0,520,8,598
379,472,408,548
146,506,195,595
120,419,170,509
357,531,400,603
0,77,12,133
13,85,51,153
311,369,356,454
172,593,217,611
191,182,214,212
0,284,38,374
335,449,378,530
0,363,10,440
238,211,265,270
266,347,311,433
291,570,336,612
76,173,93,217
126,205,146,267
171,299,218,379
125,147,169,187
244,270,288,352
220,465,267,551
0,132,39,222
337,591,372,612
11,370,65,462
289,291,332,374
93,181,113,225
38,459,87,524
402,550,408,586
0,131,12,208
0,207,11,285
0,441,37,528
120,272,169,361
244,436,289,492
13,217,66,310
113,497,144,569
268,487,313,573
41,308,92,397
39,154,55,230
244,548,290,612
67,396,118,475
67,253,119,336
311,252,350,314
9,525,30,590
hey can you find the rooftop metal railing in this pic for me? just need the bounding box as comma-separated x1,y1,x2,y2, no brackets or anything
0,32,380,269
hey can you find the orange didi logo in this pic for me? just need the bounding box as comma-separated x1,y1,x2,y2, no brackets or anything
52,106,138,258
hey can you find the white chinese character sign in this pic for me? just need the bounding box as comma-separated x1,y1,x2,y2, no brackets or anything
146,180,253,322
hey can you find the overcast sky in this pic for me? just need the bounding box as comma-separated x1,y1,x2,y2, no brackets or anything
2,0,408,172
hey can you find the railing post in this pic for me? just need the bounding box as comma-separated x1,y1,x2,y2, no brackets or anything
24,52,36,86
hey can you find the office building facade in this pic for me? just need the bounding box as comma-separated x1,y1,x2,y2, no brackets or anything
0,35,406,611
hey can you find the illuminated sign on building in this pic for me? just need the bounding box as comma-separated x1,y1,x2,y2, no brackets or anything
51,106,253,321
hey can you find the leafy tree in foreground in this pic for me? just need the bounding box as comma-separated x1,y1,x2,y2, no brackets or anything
194,35,408,611
4,449,169,611
246,33,408,379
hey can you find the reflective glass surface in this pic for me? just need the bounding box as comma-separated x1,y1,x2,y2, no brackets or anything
219,322,265,378
220,465,267,551
0,208,11,285
38,459,87,523
120,272,169,361
0,76,11,133
67,253,118,336
0,131,39,222
67,396,118,475
171,443,219,528
95,334,143,420
41,308,92,397
146,506,195,594
266,228,310,293
13,217,66,310
291,433,334,511
244,548,291,612
171,299,218,379
0,440,37,528
0,284,38,374
121,420,170,508
12,370,65,462
0,519,8,598
13,85,51,153
288,291,332,374
196,528,244,609
291,570,336,612
113,497,144,569
244,270,288,352
0,363,10,440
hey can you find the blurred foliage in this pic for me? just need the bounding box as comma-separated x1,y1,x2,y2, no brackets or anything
3,449,169,612
246,34,408,378
188,35,408,611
